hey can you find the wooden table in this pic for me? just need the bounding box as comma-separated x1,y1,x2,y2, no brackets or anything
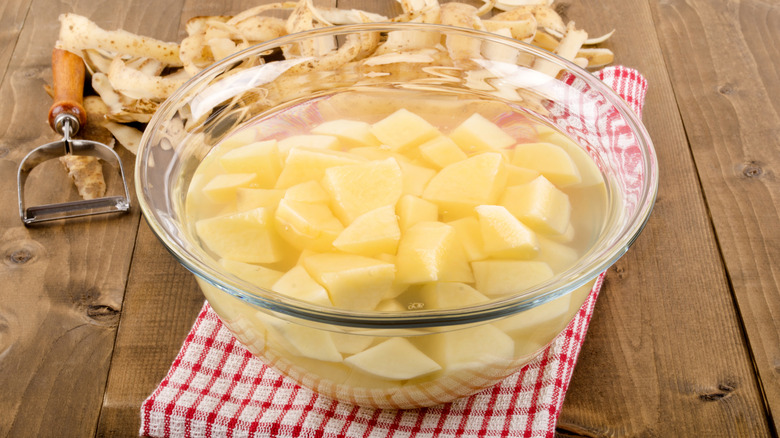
1,0,778,436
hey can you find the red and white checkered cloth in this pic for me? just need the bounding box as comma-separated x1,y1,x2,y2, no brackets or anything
140,66,647,438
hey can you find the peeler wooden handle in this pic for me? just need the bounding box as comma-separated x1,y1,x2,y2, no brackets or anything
47,48,87,133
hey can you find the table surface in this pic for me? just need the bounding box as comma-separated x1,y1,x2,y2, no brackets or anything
1,0,778,436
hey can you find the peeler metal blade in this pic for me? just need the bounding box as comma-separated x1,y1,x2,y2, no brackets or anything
17,125,132,225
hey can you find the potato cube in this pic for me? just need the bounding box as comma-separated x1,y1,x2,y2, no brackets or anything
472,260,554,296
397,194,438,231
218,140,282,188
396,221,474,284
344,337,441,380
511,142,581,187
202,173,257,203
505,164,540,186
418,135,468,169
333,205,401,256
235,188,284,212
322,158,403,224
413,324,514,371
283,180,330,203
422,152,507,219
538,131,604,187
447,217,487,261
475,205,539,259
312,119,381,148
219,259,284,289
274,199,344,251
272,265,332,307
402,282,489,311
277,134,340,159
370,108,441,152
535,236,579,272
195,207,284,264
275,147,363,189
398,161,436,197
449,113,516,154
302,253,395,311
500,176,571,235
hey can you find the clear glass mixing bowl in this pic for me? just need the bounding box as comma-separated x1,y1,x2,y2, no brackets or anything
136,23,657,408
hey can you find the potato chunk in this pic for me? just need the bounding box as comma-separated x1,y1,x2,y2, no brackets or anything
196,207,284,264
501,175,571,235
422,152,507,219
322,158,403,224
449,113,516,154
370,108,441,152
396,221,474,284
472,260,554,296
302,253,395,311
511,142,581,187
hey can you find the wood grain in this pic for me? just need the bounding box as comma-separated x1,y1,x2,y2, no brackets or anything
0,0,31,84
551,0,773,436
0,0,170,436
649,0,780,433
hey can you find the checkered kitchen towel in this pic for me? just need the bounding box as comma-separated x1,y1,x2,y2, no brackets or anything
141,66,648,438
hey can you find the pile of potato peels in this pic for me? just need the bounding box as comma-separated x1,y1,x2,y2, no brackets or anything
53,0,614,199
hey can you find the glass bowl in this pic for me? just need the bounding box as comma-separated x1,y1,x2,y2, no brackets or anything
136,23,657,409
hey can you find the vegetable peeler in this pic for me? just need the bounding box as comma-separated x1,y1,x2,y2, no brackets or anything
17,48,131,225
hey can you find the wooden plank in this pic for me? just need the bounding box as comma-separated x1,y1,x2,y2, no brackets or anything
0,0,32,84
647,0,780,432
552,0,773,436
95,1,331,433
0,0,180,436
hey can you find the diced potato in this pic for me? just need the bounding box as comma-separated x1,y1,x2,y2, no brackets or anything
505,164,540,186
403,282,489,310
218,140,282,188
312,119,381,148
418,135,468,169
396,221,474,284
536,236,580,272
414,324,514,371
376,299,407,312
501,176,571,235
196,207,284,264
370,108,441,152
219,259,284,289
333,205,401,256
511,142,581,187
277,134,340,159
202,173,257,203
322,158,403,224
219,126,259,151
262,316,342,362
275,147,363,189
494,293,572,336
272,265,332,307
449,113,516,154
447,217,487,261
422,152,507,219
283,180,330,203
397,194,438,231
398,161,436,197
330,332,376,355
274,199,344,251
235,188,284,212
475,205,539,259
472,260,554,296
344,337,441,380
538,131,604,187
302,253,395,311
546,223,575,243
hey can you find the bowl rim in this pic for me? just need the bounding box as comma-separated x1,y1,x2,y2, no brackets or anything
136,22,658,329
